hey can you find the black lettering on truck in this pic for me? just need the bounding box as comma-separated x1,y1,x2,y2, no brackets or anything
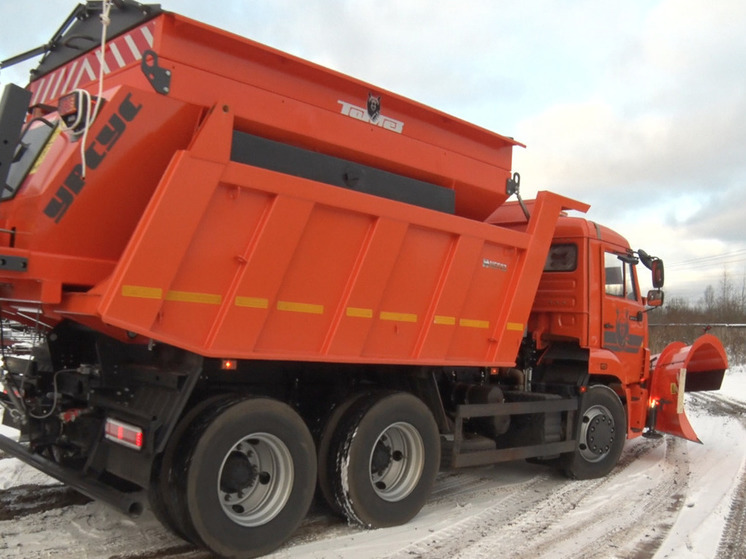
44,93,142,222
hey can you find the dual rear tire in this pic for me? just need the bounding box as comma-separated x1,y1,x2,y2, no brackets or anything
318,391,441,527
151,391,440,557
153,397,316,558
151,386,623,556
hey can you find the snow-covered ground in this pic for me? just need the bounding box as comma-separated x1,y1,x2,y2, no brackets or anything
1,367,745,559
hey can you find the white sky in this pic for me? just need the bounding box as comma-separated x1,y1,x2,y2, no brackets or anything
2,0,745,303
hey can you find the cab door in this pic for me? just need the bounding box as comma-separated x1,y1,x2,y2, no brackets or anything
601,251,647,383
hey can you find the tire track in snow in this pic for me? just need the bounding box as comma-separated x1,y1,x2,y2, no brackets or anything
692,392,746,559
716,468,746,559
486,437,686,559
385,436,673,559
107,544,210,559
689,392,746,418
0,483,91,520
383,471,557,559
429,469,511,503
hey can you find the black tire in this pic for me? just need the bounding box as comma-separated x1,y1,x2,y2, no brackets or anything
562,385,626,480
316,392,367,516
329,391,440,528
171,397,317,558
149,394,235,541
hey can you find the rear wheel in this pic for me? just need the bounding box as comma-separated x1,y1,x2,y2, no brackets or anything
316,392,367,515
171,397,316,558
329,392,440,528
562,385,626,480
149,394,234,540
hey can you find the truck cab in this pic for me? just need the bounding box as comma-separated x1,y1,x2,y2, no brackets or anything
529,216,717,442
530,217,653,435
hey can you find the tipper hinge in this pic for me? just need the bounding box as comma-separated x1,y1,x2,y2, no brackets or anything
141,50,171,95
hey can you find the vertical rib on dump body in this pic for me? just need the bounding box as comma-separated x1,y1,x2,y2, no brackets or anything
1,9,587,366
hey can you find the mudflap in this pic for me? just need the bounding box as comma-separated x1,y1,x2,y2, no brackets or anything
647,334,728,443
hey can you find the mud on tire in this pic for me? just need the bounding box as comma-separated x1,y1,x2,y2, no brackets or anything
329,391,440,528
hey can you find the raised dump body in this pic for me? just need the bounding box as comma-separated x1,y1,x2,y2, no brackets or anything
0,4,580,368
0,3,727,559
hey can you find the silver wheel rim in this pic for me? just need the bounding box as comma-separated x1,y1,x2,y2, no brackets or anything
217,432,293,527
579,404,616,462
368,421,424,502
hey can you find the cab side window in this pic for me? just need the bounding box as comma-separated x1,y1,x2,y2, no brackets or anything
544,244,577,272
604,252,638,301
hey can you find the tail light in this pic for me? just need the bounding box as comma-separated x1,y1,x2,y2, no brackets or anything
58,90,91,132
105,417,144,451
221,359,237,370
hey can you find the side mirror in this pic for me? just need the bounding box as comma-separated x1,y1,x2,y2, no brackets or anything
638,249,664,288
646,289,664,308
651,259,664,288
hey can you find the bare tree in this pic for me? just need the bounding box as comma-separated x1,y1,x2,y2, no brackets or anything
701,285,716,317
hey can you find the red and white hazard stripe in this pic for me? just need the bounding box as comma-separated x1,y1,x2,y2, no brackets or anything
28,21,156,106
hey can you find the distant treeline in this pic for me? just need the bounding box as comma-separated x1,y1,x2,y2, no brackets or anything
649,271,746,364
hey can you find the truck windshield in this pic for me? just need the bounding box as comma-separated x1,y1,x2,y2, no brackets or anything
3,119,58,201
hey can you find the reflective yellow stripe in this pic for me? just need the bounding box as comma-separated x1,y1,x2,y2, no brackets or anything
165,290,222,305
507,322,524,332
347,307,373,318
459,318,490,329
277,301,324,315
122,285,163,300
235,296,269,309
120,287,506,335
380,311,417,323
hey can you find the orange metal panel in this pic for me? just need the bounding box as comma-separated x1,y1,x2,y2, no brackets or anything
94,106,586,366
74,13,521,222
0,86,202,313
649,334,728,442
4,10,588,368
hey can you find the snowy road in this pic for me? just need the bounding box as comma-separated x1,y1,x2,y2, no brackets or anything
1,368,744,559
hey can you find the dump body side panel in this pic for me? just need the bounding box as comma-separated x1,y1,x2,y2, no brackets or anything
96,105,586,364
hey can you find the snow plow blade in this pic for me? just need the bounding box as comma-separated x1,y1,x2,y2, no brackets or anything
648,334,728,443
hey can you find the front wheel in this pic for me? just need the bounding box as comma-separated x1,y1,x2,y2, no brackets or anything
329,391,440,528
562,385,626,480
172,397,316,558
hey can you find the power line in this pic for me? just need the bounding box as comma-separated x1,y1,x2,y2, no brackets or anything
667,248,746,271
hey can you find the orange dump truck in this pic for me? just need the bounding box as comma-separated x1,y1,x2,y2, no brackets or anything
0,2,728,558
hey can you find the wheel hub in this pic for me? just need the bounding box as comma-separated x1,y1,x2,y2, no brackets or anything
371,437,393,476
220,451,258,494
368,422,424,502
217,433,294,527
588,414,614,454
578,405,616,462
